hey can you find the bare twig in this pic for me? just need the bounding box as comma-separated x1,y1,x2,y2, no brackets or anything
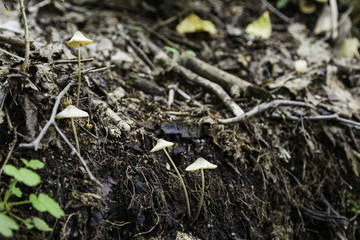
18,0,30,72
119,32,154,69
272,112,360,130
53,58,94,65
88,65,114,73
219,100,311,124
260,0,292,23
19,80,101,186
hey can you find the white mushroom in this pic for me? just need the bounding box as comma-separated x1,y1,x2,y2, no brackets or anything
185,157,217,223
56,105,89,153
55,105,89,119
66,31,93,107
150,139,191,217
150,138,174,152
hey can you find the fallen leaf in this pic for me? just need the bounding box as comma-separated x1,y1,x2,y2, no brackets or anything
245,11,272,39
176,13,217,35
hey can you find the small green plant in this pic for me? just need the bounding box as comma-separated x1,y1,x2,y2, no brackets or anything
0,158,65,237
351,200,360,214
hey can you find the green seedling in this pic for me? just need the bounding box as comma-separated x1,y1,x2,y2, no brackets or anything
351,200,360,214
66,31,93,108
150,138,191,218
56,105,89,153
185,157,217,223
0,158,65,237
164,46,179,55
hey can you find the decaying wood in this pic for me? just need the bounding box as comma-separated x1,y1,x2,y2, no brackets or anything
141,33,244,117
172,64,244,116
0,33,36,50
178,53,269,98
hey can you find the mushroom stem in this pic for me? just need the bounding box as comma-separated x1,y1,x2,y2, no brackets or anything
163,148,191,218
76,46,82,107
193,169,205,223
71,118,80,153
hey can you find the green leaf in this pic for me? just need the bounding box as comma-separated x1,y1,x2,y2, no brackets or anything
0,213,19,237
24,218,34,229
27,160,45,170
21,158,45,170
38,193,65,218
30,194,65,218
3,165,19,178
30,194,46,212
33,217,53,232
12,186,22,198
3,165,41,186
17,168,41,187
20,158,29,167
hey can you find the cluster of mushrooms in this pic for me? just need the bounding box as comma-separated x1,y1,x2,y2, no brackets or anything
56,31,217,223
151,139,217,223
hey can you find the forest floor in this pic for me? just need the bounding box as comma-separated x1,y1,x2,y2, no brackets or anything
0,0,360,239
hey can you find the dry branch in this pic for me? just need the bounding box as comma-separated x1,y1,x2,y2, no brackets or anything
178,53,269,98
218,100,311,124
172,64,244,116
18,0,30,72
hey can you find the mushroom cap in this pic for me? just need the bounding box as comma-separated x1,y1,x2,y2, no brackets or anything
185,157,217,171
67,31,93,48
55,105,89,119
150,139,174,152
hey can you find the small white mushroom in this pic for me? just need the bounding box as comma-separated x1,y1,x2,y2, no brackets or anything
66,31,93,107
294,59,308,73
67,31,93,48
150,139,191,217
186,157,217,223
55,105,89,119
150,138,174,152
56,105,89,153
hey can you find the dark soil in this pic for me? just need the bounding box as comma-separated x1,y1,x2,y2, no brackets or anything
1,0,360,239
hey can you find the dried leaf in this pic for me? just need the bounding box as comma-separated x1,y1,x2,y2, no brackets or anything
176,13,216,35
245,11,272,39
